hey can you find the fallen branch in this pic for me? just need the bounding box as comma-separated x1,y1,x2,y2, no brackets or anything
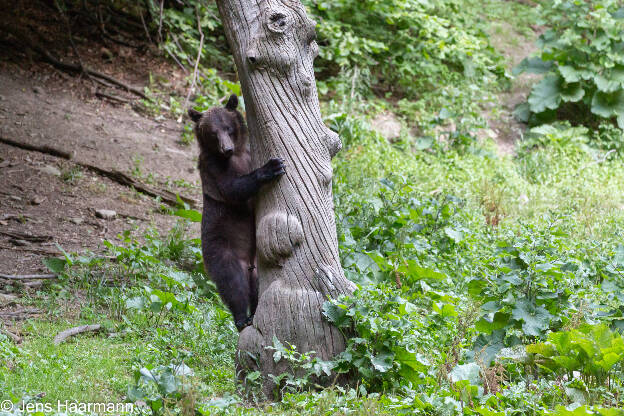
0,244,63,256
0,136,73,159
0,309,42,320
0,327,21,343
54,324,101,345
2,24,149,100
0,274,58,280
0,230,53,243
0,136,198,208
95,91,132,104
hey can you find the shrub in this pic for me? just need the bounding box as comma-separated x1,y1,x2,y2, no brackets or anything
515,0,624,127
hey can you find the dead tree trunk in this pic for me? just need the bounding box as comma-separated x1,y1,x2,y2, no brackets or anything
215,0,355,395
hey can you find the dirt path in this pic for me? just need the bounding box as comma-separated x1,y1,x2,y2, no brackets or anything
486,21,541,156
0,61,201,276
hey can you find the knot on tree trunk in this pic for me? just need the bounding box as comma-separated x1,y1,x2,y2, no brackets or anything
257,212,303,267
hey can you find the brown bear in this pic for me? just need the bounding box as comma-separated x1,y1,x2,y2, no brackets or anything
188,95,285,331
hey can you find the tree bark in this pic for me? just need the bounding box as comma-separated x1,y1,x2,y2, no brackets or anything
215,0,355,395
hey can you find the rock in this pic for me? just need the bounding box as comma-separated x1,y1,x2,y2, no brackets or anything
518,194,529,205
371,113,402,140
33,86,44,94
9,195,21,202
0,293,18,305
37,165,61,177
31,196,45,205
10,239,29,246
69,217,84,225
0,220,7,226
95,209,117,220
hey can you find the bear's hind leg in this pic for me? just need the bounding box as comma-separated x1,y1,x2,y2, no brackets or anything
208,251,251,331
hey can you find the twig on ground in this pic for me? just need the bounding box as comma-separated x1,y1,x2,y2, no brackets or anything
54,324,101,345
0,136,72,159
95,91,131,104
0,136,198,208
0,327,21,343
0,274,58,280
0,245,62,256
0,309,42,320
0,230,53,243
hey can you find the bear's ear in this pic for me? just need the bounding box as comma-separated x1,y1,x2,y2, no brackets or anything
188,109,203,123
225,94,238,111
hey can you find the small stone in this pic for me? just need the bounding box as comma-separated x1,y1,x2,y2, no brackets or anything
518,194,529,205
371,113,402,140
0,293,18,305
95,209,117,220
0,220,7,226
10,238,29,246
9,195,21,202
37,165,61,177
33,86,43,94
69,217,84,225
0,160,9,169
31,196,45,205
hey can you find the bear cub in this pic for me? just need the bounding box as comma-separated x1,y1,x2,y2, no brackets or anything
188,95,286,331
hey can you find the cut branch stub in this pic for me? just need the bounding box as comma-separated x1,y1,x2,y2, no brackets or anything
216,0,354,395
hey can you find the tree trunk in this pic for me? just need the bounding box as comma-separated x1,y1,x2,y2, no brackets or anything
215,0,355,396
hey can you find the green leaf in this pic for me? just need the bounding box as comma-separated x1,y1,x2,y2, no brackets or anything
322,301,349,327
43,257,67,274
449,362,481,385
513,57,553,76
512,300,552,337
394,347,428,372
371,352,394,372
559,65,581,83
560,82,585,103
174,209,202,223
596,352,621,371
444,227,464,243
595,74,622,93
404,261,446,281
473,330,505,366
591,90,624,118
528,75,562,113
526,342,556,357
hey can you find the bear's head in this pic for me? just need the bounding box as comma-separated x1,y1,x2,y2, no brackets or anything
188,95,247,159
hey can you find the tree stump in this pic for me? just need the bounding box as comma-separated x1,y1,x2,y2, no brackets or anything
215,0,355,396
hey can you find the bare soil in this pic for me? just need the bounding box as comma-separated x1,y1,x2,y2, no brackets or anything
485,21,542,156
0,3,202,279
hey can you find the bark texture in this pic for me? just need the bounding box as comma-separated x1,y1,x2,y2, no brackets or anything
215,0,355,394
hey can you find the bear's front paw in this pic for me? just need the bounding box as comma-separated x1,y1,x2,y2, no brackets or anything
259,157,286,182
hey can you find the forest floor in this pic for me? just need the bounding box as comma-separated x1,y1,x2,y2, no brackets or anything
0,8,202,277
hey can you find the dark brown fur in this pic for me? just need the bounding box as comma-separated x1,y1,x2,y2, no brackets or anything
189,95,285,331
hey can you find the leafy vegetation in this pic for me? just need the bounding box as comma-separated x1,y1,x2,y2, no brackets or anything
5,0,624,415
515,0,624,129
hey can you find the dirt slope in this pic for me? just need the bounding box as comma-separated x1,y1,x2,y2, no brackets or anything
0,61,201,276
